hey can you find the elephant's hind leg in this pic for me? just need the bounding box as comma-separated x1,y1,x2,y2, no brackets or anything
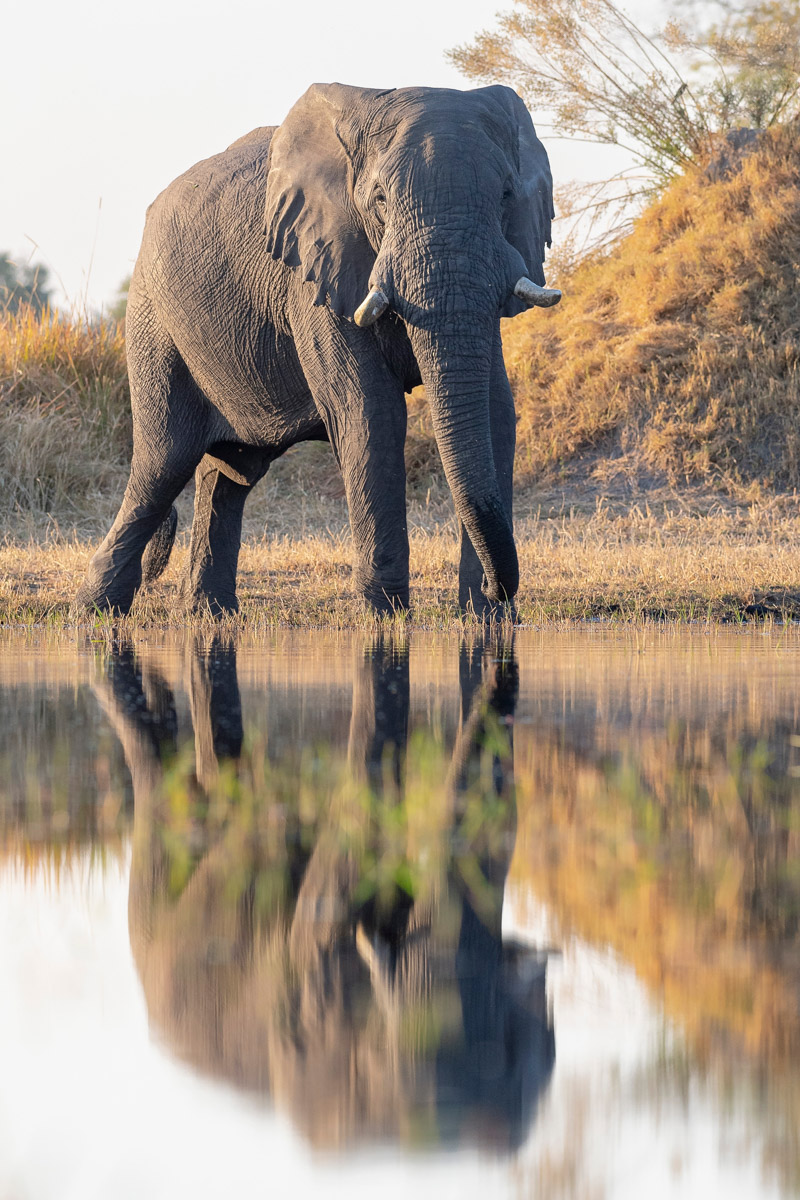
182,446,270,616
75,449,200,616
74,313,208,616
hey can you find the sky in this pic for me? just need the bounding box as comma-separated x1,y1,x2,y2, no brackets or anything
1,0,624,312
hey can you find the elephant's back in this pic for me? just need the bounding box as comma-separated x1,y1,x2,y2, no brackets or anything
138,127,277,315
144,127,275,229
227,125,276,153
133,126,300,431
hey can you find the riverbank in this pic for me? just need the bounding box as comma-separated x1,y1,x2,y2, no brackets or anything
3,489,799,626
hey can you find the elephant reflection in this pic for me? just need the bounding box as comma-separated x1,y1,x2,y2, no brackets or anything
94,635,554,1150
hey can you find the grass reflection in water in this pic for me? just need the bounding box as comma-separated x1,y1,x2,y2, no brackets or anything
3,630,800,1189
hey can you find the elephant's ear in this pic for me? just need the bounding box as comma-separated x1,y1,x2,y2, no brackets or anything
480,87,555,318
265,83,380,320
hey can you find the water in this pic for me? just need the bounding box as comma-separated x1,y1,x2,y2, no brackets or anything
1,628,799,1199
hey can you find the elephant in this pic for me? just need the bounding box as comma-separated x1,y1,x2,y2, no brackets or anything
93,633,555,1150
74,82,559,619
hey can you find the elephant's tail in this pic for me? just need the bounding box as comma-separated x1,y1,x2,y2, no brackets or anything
141,506,178,584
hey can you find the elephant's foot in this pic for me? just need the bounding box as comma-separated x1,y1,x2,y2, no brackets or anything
356,573,410,616
72,576,138,619
181,583,240,619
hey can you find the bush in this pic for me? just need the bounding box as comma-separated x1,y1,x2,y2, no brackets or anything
0,254,52,317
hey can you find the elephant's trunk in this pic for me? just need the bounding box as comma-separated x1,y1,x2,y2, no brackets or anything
407,322,519,604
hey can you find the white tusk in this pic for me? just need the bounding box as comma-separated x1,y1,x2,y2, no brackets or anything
354,287,390,327
514,277,562,309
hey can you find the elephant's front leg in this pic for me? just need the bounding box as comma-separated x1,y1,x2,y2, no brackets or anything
293,309,410,613
459,331,517,620
344,410,410,612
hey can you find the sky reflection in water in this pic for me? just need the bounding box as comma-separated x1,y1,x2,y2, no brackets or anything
1,629,799,1198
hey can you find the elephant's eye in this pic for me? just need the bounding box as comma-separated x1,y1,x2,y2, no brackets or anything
502,185,514,204
373,189,387,220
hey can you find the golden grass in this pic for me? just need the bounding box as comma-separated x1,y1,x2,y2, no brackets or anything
3,496,800,626
0,306,132,536
503,123,800,494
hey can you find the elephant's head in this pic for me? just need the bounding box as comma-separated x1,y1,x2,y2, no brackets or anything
264,84,558,603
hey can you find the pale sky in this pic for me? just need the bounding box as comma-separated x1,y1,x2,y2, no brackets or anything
1,0,618,312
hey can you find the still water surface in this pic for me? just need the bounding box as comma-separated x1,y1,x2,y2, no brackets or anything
1,629,799,1198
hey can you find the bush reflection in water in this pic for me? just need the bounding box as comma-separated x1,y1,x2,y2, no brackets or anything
94,634,554,1151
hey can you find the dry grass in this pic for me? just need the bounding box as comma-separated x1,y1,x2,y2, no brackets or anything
4,496,800,626
0,306,131,537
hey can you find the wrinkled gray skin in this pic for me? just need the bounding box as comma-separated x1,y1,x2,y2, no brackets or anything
75,83,555,617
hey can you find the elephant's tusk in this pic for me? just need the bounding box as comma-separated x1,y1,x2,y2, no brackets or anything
354,288,390,327
514,277,562,308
